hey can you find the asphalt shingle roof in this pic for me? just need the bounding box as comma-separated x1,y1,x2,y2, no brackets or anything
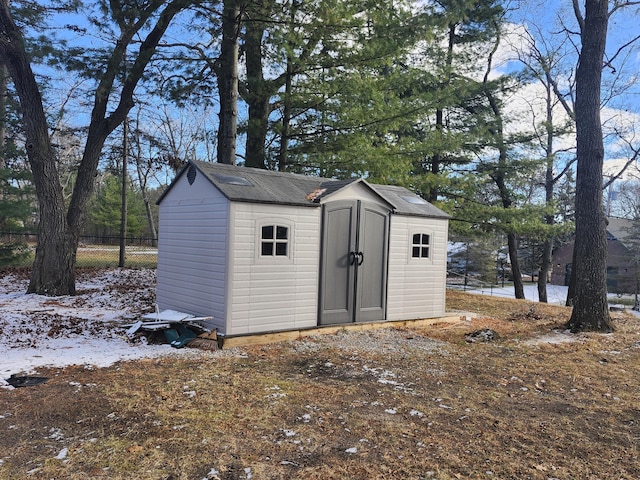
163,160,449,219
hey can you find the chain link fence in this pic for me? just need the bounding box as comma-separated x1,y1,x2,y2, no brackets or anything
0,232,157,268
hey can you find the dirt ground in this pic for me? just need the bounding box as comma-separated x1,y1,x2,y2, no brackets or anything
1,289,640,479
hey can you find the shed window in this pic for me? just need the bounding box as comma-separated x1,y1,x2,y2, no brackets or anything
261,225,289,257
411,233,430,258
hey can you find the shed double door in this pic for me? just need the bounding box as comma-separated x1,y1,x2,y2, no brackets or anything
319,200,389,325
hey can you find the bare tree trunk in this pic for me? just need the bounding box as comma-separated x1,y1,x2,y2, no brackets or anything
278,57,293,172
143,198,158,247
0,60,6,169
216,0,241,165
133,147,158,248
1,0,193,295
277,1,301,172
243,0,276,169
507,233,525,299
119,119,128,268
481,21,525,300
428,22,456,203
565,245,577,306
538,79,556,303
429,107,442,202
566,0,612,332
0,3,75,294
487,105,525,300
538,239,552,303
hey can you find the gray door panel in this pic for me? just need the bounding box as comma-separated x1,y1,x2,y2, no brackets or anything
319,201,356,325
356,203,388,322
319,200,388,325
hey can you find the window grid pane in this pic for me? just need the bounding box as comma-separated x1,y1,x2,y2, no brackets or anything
262,225,274,240
276,226,288,239
261,242,273,256
411,233,430,258
260,224,289,258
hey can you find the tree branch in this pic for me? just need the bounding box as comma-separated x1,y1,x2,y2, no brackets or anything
604,33,640,71
572,0,584,32
608,0,640,17
603,129,640,189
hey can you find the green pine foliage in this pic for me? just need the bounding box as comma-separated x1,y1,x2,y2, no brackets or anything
84,174,150,240
0,167,34,266
0,167,33,229
274,0,431,181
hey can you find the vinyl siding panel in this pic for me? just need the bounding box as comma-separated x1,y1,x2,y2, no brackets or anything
386,215,448,320
227,202,321,335
156,172,229,332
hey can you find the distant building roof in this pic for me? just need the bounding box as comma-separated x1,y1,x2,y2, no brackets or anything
159,160,450,219
607,217,635,249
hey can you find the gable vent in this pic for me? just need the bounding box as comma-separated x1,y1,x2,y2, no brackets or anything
187,164,197,185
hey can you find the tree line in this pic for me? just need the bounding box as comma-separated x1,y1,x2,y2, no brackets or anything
1,0,640,332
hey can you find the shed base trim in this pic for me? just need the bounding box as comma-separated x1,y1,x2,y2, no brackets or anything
218,314,462,349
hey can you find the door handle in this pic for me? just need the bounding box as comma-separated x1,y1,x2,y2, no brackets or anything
349,251,364,266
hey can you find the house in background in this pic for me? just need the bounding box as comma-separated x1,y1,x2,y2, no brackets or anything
551,217,638,294
155,160,450,339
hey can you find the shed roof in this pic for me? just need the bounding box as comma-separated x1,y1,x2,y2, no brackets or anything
160,160,449,219
373,184,450,218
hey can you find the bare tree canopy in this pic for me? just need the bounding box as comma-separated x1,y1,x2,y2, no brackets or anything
0,0,196,295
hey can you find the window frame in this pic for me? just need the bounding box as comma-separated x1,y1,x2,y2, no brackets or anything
408,229,432,262
255,219,294,264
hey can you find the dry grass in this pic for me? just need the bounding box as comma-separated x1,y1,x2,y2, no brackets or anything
2,291,640,479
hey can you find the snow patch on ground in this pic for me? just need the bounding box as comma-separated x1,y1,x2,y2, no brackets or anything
0,269,207,385
462,283,570,305
2,269,629,386
523,330,577,346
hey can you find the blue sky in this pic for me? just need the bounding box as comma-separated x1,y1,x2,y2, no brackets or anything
33,0,640,182
499,1,640,169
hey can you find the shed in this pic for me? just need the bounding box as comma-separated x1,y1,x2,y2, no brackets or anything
156,160,450,338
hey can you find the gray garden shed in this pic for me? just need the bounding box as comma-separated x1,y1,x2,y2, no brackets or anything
156,160,450,338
